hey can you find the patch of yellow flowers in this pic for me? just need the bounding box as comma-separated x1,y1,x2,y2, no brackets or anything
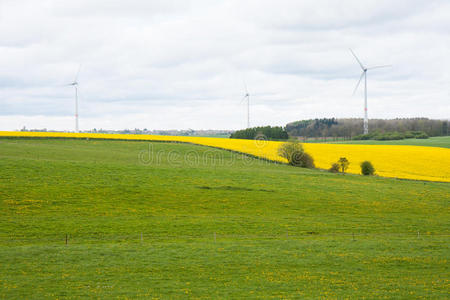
1,131,449,182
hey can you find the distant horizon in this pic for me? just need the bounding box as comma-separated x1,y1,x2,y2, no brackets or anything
7,116,448,133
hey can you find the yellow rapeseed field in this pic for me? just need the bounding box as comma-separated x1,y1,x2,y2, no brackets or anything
1,131,449,182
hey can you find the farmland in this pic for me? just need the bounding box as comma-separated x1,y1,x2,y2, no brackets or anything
1,131,449,182
0,138,449,298
326,136,450,148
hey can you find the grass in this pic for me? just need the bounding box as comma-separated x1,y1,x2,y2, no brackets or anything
0,138,449,298
324,136,450,148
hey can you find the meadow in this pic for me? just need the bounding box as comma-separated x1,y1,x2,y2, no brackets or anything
1,131,449,182
0,138,449,298
325,136,450,148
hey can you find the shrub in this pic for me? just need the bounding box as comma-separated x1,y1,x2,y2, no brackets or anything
338,157,350,173
353,134,370,140
360,161,375,175
329,163,340,173
415,132,429,139
404,131,415,139
389,132,405,140
299,152,315,168
278,142,315,168
374,132,404,140
278,141,303,163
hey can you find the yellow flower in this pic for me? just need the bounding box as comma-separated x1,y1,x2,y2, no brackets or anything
1,131,449,182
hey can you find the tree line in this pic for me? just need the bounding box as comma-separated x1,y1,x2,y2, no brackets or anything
285,118,448,139
230,126,289,140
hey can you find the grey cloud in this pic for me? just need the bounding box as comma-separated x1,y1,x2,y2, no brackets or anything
0,0,449,131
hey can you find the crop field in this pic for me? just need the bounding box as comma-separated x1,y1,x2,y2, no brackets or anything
1,131,449,182
0,138,449,298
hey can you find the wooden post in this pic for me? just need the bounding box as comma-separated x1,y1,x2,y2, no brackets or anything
141,232,143,243
352,232,355,241
214,232,216,242
65,234,68,245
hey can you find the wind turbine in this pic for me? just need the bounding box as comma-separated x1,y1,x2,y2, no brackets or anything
67,64,81,133
350,49,390,134
242,81,250,128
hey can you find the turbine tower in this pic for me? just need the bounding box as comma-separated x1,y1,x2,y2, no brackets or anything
350,49,390,134
242,81,250,128
67,64,81,133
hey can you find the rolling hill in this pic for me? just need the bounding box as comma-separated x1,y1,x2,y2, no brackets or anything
0,138,448,298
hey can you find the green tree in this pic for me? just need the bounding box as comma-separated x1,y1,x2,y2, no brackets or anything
278,142,315,168
338,157,350,173
230,126,288,140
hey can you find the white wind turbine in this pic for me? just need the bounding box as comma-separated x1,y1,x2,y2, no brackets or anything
67,64,82,132
350,49,391,134
242,81,250,128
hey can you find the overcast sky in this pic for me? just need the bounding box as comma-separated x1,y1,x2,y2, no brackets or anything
0,0,449,131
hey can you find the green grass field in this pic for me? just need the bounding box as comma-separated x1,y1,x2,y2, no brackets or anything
0,138,449,298
324,136,450,148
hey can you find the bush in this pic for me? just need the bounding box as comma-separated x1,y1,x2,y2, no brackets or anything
404,131,415,139
374,132,404,140
352,130,434,142
353,134,371,140
329,163,340,173
415,132,429,139
298,152,315,168
278,142,315,168
360,161,375,175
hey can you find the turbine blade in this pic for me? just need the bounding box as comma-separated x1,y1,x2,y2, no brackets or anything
74,64,82,83
240,95,247,103
352,71,365,96
243,79,249,95
367,65,392,70
349,48,365,70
